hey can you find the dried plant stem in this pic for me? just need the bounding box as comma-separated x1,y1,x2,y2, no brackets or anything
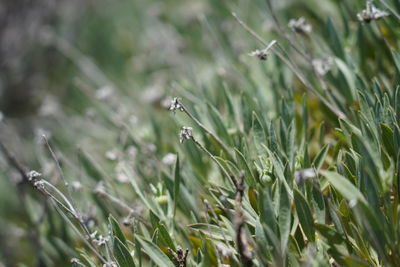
168,247,189,267
42,135,73,194
264,0,312,63
380,0,400,21
234,173,253,266
94,187,148,225
0,141,107,265
180,102,234,159
54,202,108,265
190,136,238,187
232,13,346,119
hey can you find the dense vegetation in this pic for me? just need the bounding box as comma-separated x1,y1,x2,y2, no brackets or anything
1,0,400,266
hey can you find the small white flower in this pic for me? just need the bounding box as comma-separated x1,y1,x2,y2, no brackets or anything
312,57,333,76
249,40,277,61
288,17,312,34
71,181,83,192
93,235,110,246
70,258,82,265
179,126,193,143
295,168,317,184
249,49,268,60
357,1,389,23
349,199,358,208
169,97,184,113
89,231,98,240
95,86,113,100
162,153,177,165
115,162,130,183
26,170,42,181
105,150,118,161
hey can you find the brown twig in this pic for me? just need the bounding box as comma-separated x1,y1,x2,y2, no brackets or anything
234,172,253,267
168,247,189,267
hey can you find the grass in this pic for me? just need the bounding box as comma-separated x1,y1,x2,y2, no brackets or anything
1,0,400,266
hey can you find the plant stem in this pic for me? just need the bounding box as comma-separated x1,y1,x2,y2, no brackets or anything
94,187,149,225
190,136,238,188
180,102,234,159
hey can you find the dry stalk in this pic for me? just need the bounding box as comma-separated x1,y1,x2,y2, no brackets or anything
234,172,253,267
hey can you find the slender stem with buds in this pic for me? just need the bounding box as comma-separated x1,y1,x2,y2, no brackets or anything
0,141,107,265
232,12,346,119
264,0,312,63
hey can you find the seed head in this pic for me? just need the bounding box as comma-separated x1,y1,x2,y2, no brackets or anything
357,1,389,23
288,17,312,34
179,126,193,143
249,40,277,61
27,170,42,181
312,57,333,76
169,97,184,113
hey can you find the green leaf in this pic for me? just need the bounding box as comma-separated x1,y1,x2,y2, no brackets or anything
252,111,266,155
78,149,105,181
136,236,175,267
157,224,175,251
126,166,164,219
258,189,278,234
173,155,180,217
207,102,231,144
263,145,292,197
312,144,330,170
279,184,291,251
335,58,356,100
113,237,135,267
391,50,400,72
235,148,257,187
188,223,232,241
293,189,315,242
380,123,395,158
312,185,325,224
109,215,128,247
320,171,366,204
324,18,345,59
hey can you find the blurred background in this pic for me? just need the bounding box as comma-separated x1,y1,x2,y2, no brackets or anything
0,0,395,265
